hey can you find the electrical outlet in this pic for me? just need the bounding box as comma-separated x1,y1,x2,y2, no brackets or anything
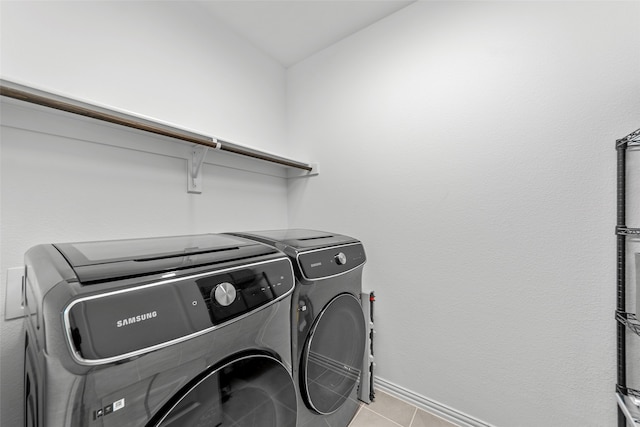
5,267,25,320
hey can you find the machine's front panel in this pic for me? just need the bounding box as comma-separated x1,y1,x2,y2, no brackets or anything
297,243,366,281
65,258,294,364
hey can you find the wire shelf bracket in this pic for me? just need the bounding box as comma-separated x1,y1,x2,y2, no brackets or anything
617,128,640,149
616,386,640,426
616,312,640,337
616,227,640,236
616,129,640,149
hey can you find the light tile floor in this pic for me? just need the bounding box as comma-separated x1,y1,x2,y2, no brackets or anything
349,390,459,427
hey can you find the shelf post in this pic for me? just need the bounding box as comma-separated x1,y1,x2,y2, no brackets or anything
616,138,627,427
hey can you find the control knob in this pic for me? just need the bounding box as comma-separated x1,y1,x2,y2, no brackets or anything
335,252,347,266
213,282,237,307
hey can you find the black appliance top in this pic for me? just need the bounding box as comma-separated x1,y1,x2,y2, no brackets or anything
54,234,279,284
229,229,358,251
227,229,365,280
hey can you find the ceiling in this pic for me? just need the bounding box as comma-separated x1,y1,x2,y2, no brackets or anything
198,1,416,68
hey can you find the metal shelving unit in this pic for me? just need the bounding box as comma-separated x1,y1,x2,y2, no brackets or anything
616,128,640,427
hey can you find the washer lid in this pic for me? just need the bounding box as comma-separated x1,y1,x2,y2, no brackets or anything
231,229,358,251
54,234,278,284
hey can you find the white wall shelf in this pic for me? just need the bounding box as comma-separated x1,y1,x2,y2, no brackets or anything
0,79,318,193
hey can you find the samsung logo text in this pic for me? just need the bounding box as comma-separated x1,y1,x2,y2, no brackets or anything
116,311,158,328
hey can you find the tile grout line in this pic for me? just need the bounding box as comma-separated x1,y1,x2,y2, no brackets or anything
373,389,419,427
349,403,365,426
408,406,418,427
375,389,463,427
360,405,407,427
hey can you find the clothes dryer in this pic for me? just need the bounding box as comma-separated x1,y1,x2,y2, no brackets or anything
226,229,367,427
23,233,297,427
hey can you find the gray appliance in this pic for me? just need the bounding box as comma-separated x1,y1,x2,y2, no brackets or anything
23,233,297,427
636,253,640,314
226,229,368,427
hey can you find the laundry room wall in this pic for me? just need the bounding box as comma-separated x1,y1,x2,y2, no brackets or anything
286,2,640,427
0,2,291,426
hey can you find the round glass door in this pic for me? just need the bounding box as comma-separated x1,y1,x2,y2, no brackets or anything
301,293,366,415
151,354,297,427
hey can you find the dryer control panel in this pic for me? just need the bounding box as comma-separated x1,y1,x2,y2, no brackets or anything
297,243,366,281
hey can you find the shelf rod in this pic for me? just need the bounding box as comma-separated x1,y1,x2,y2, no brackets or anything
0,81,313,172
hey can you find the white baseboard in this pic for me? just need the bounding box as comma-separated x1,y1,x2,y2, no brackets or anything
374,377,496,427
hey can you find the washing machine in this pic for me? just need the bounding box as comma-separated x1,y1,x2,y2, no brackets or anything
226,229,368,427
22,233,297,427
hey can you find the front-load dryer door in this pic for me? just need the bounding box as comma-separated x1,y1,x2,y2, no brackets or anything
301,293,366,415
149,354,296,427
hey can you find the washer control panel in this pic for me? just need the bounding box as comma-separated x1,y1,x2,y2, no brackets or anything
64,257,294,363
297,243,366,280
196,258,294,325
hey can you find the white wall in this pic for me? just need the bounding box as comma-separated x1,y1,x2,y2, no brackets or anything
287,2,640,426
0,0,287,154
3,1,640,427
0,2,290,427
